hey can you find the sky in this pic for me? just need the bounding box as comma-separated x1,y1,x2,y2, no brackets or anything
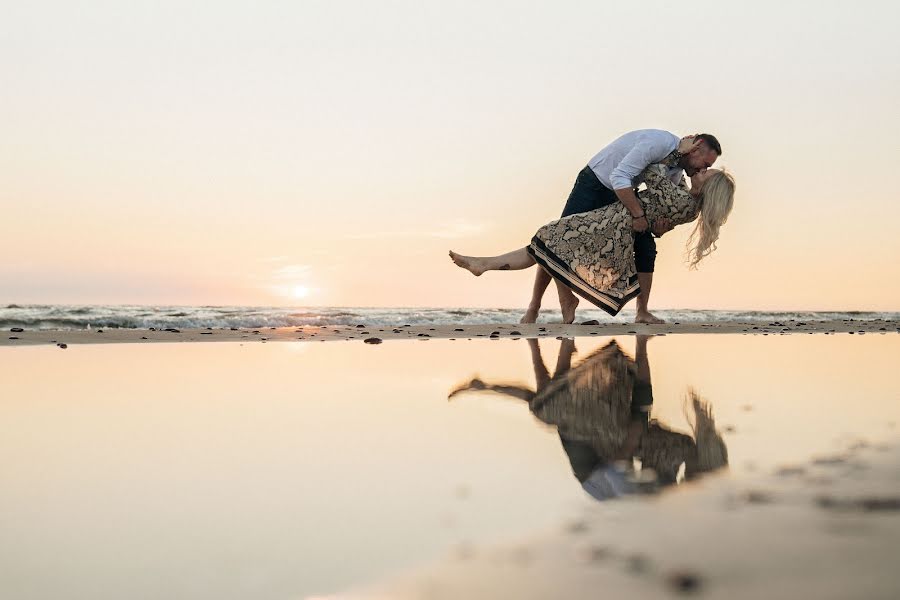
2,0,899,310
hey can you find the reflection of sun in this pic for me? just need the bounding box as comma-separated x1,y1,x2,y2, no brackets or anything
292,285,310,299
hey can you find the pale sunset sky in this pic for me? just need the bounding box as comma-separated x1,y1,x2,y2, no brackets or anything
2,1,899,310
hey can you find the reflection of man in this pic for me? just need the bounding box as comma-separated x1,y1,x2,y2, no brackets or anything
520,130,722,325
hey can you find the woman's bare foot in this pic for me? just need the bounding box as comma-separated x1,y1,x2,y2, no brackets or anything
520,306,540,323
448,377,486,399
560,295,579,324
635,311,666,324
449,251,487,276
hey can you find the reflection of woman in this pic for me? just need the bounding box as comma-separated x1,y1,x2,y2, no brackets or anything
450,164,735,321
448,336,728,500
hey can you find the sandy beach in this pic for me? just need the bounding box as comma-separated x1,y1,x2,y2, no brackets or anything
2,318,897,347
339,441,900,600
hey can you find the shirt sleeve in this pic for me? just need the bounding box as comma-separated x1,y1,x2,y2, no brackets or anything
609,134,677,190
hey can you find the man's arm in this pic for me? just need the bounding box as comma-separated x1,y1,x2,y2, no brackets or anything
611,136,701,232
613,187,650,232
609,136,682,232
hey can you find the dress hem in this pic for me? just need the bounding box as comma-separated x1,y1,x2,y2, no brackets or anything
527,236,640,317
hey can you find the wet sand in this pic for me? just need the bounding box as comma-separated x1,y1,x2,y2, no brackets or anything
2,318,898,347
2,332,899,599
338,441,900,600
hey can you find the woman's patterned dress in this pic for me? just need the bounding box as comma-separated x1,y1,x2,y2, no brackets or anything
527,164,700,315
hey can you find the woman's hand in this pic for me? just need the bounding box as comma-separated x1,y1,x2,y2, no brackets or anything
678,134,702,155
652,217,674,237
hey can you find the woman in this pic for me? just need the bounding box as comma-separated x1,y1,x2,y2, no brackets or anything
450,164,736,320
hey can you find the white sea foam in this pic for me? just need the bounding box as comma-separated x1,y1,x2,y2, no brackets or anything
1,304,897,331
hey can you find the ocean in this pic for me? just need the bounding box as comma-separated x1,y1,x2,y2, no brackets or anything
1,304,897,331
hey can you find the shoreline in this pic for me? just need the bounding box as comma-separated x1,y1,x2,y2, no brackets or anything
2,319,897,347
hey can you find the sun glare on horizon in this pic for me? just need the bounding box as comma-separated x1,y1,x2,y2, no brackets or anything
292,285,310,299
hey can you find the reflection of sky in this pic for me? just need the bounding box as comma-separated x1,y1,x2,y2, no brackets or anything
1,333,898,597
2,2,899,309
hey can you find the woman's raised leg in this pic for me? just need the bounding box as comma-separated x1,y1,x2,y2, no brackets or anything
449,247,535,276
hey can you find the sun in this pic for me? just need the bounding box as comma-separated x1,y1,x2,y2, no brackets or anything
292,285,310,299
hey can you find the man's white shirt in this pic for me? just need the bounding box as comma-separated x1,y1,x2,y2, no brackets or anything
587,129,684,190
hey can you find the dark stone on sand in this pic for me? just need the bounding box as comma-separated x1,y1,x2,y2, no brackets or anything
418,333,430,337
668,571,702,594
8,336,19,340
860,497,900,511
164,328,181,333
364,337,383,344
57,343,67,349
509,331,522,335
200,332,212,335
454,328,464,331
580,320,600,326
140,336,148,340
356,324,366,328
230,327,239,330
10,327,24,332
149,327,156,331
744,490,774,504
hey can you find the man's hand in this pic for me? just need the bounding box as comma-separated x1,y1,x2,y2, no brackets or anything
632,215,650,233
678,134,702,155
651,217,673,237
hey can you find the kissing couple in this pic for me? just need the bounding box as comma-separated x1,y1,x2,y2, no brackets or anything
450,129,736,324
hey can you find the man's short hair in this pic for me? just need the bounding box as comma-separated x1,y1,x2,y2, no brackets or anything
696,133,722,155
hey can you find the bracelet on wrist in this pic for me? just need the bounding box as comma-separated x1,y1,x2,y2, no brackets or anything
633,212,646,219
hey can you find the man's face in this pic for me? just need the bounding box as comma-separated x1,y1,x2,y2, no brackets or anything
683,142,719,176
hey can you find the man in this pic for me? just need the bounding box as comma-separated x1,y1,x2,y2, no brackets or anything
521,129,721,324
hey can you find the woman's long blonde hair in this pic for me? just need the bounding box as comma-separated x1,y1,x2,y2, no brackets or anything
686,170,736,269
684,388,728,478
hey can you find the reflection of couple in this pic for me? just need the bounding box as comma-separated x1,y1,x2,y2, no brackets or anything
450,130,735,323
449,336,728,501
